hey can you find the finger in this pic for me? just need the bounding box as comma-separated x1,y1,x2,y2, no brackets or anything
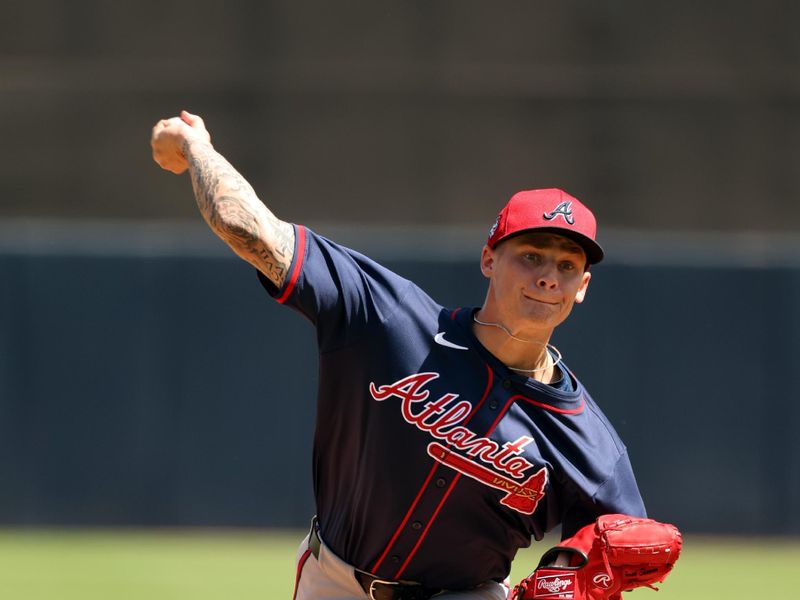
152,119,174,141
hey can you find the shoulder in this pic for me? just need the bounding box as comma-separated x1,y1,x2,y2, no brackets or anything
544,366,630,460
569,378,629,457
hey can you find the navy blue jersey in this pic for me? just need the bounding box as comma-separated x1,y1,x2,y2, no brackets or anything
258,225,645,590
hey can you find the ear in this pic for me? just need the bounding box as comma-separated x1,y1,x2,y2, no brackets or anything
480,245,495,279
574,271,592,304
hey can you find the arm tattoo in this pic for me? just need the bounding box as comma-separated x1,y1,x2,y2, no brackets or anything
184,141,294,287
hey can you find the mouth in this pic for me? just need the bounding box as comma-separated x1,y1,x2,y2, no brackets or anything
523,294,559,306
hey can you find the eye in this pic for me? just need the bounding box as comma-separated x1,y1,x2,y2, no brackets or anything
524,253,543,264
559,261,576,271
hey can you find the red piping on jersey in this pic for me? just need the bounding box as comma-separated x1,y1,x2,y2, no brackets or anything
277,225,307,304
393,473,462,579
292,547,312,600
515,394,585,415
393,367,581,577
369,459,440,573
372,364,494,575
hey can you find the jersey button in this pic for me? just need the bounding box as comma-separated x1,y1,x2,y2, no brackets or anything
411,521,423,530
391,555,401,564
489,400,498,410
502,379,512,389
436,477,446,487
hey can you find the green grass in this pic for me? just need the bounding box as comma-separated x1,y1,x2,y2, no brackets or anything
0,529,298,600
0,529,798,599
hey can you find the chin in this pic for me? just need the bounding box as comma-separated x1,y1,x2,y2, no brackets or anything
521,303,558,320
515,313,554,332
522,307,570,331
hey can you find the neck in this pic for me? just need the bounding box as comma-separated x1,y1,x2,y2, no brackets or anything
472,310,559,383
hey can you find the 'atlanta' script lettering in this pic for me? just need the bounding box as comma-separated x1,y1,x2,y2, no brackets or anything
369,372,536,479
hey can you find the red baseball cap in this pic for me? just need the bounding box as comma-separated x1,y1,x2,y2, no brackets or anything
486,188,604,264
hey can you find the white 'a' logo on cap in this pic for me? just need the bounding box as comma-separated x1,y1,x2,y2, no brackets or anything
543,201,575,225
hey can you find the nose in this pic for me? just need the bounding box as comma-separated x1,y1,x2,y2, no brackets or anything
536,269,558,290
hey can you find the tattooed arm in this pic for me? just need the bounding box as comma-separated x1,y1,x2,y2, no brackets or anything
183,135,294,287
151,111,294,288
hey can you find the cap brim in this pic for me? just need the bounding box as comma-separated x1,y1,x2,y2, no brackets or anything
493,227,604,265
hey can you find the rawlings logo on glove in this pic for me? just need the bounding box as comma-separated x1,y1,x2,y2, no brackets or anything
510,514,682,600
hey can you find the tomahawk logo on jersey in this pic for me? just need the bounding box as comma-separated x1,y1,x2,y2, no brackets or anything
258,226,645,590
369,372,548,514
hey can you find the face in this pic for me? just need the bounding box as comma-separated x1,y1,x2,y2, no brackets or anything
480,232,592,335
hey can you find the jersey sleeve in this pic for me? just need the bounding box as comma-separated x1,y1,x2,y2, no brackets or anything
593,450,647,517
560,450,647,539
257,225,414,352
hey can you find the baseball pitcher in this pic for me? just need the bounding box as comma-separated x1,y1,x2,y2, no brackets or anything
151,111,680,600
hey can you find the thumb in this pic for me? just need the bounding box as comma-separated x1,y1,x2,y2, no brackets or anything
181,110,204,128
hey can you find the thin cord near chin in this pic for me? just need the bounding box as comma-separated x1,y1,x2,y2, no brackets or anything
472,314,562,374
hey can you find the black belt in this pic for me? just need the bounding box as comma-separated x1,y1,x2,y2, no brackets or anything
307,519,443,600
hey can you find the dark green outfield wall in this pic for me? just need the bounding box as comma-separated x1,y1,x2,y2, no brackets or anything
1,242,798,535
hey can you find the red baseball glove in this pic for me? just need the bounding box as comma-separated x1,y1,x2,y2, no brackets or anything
510,514,682,600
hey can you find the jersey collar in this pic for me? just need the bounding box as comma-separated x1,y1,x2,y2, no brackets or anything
448,307,585,404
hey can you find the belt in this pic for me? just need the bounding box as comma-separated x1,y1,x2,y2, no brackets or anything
307,519,443,600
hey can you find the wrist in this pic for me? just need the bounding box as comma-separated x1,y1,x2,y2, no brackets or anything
181,136,213,159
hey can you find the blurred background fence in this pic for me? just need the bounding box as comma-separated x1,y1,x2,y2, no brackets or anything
1,0,799,535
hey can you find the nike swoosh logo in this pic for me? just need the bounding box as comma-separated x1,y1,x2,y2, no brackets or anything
434,332,469,351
